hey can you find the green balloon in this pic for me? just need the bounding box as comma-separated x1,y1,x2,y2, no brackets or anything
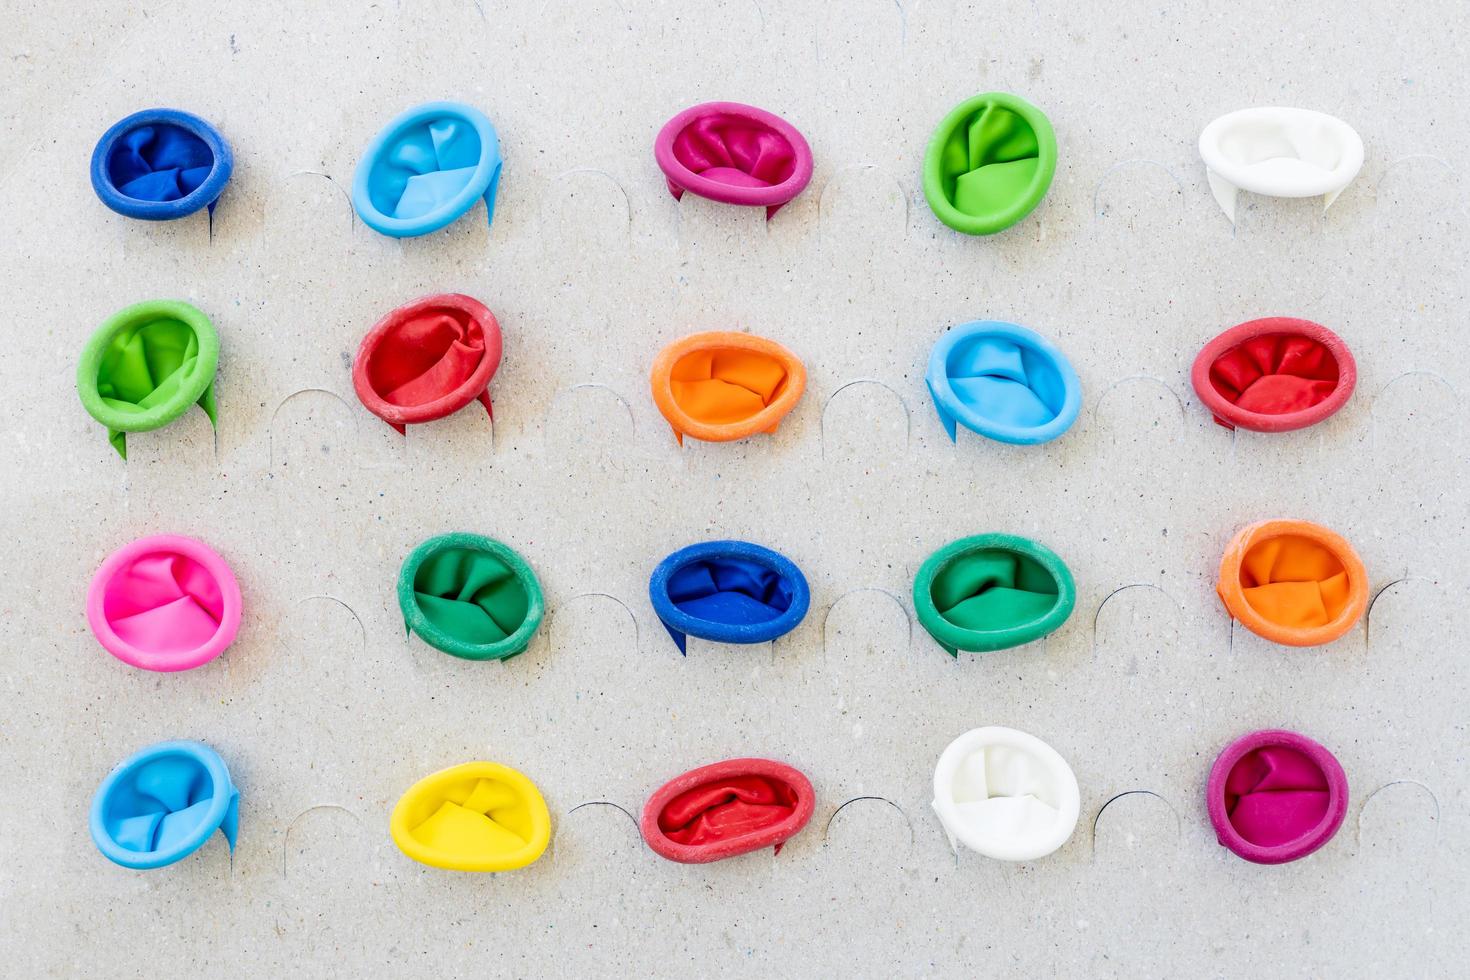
914,533,1074,655
76,299,219,459
922,92,1057,236
398,533,544,661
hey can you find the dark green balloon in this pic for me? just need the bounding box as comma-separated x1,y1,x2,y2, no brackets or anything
914,533,1074,655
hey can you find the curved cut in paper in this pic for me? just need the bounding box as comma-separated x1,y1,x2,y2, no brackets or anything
650,331,806,444
1207,729,1348,864
932,727,1080,862
914,533,1075,655
87,534,242,672
1216,519,1367,647
391,761,551,872
398,533,544,661
353,101,502,238
76,299,220,459
648,540,810,653
90,740,240,870
352,293,502,433
1192,317,1356,432
926,320,1080,445
90,108,233,220
923,92,1056,235
1198,107,1363,223
654,102,813,218
640,758,815,863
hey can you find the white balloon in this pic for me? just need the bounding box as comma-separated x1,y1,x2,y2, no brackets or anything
931,726,1081,861
1198,107,1364,223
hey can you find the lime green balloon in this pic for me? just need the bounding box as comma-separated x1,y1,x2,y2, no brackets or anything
76,299,219,459
398,533,544,661
914,533,1074,655
923,93,1057,236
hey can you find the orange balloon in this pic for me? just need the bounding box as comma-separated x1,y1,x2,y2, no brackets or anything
650,332,806,444
1216,519,1368,646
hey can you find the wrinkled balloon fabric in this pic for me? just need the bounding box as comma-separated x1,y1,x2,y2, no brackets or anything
641,758,815,863
76,299,220,459
1216,520,1368,647
91,108,232,220
654,102,813,218
1208,730,1348,864
91,741,240,870
923,93,1056,235
353,102,502,238
649,541,810,653
353,293,502,433
1192,317,1356,432
390,761,551,872
926,321,1080,445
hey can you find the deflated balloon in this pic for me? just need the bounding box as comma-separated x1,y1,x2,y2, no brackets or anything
91,740,240,870
391,761,551,872
649,540,810,653
641,758,815,863
654,102,813,218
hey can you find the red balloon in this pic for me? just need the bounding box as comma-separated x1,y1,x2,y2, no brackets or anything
352,293,501,434
1191,317,1355,432
640,758,815,864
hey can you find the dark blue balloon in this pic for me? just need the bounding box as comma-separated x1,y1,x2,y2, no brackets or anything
91,109,233,220
650,541,810,653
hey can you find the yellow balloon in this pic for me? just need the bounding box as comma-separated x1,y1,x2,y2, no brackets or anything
390,761,551,872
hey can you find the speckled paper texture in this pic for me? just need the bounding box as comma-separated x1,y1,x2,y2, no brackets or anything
2,0,1467,976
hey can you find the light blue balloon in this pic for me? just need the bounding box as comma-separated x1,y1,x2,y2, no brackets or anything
926,320,1081,445
352,101,502,238
90,740,240,870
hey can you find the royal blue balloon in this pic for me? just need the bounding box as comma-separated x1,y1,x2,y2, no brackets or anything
352,101,502,238
649,541,810,653
925,320,1081,445
90,740,240,870
91,109,233,220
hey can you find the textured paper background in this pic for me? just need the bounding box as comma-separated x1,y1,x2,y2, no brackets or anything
2,0,1467,976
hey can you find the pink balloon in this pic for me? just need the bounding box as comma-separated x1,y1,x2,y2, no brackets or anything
87,534,242,672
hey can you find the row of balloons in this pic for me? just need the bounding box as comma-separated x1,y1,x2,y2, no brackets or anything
85,512,1370,678
92,725,1348,872
80,292,1357,458
91,98,1362,235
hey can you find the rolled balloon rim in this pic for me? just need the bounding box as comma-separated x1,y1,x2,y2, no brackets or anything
1191,317,1357,432
649,539,811,650
76,299,220,435
932,726,1080,861
922,92,1057,236
913,533,1076,655
86,534,242,672
926,320,1081,445
90,108,234,220
351,293,502,429
1207,728,1348,865
90,740,238,870
389,761,552,872
1216,519,1368,647
653,101,814,213
1199,107,1364,200
397,532,545,661
639,757,816,864
351,100,502,238
650,331,808,443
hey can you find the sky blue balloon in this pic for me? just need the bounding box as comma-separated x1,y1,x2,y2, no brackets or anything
352,101,502,238
90,740,240,870
926,320,1081,445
